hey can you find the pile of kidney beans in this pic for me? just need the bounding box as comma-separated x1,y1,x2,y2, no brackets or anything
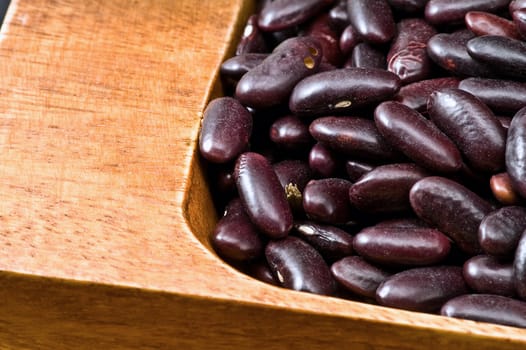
198,0,526,328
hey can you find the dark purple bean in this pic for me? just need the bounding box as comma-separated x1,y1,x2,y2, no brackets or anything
441,294,526,328
236,15,269,55
309,142,342,177
427,88,506,173
410,176,493,255
498,116,512,130
467,35,526,80
374,101,463,173
294,221,354,261
235,152,293,239
511,0,526,13
265,236,336,295
331,256,391,298
303,178,354,224
349,163,429,214
290,68,400,117
514,231,526,299
466,11,521,39
387,0,429,14
376,266,469,312
373,218,428,229
425,0,510,26
387,18,436,84
247,260,280,286
209,163,236,199
506,107,526,198
345,159,374,182
490,172,523,205
354,226,451,266
463,255,516,297
235,36,323,109
210,198,263,262
458,78,526,115
269,115,313,150
339,24,361,57
305,13,343,66
347,0,396,44
258,0,335,31
328,0,350,30
309,116,401,161
348,43,386,70
394,77,460,112
273,160,313,193
513,9,526,39
479,206,526,257
199,97,252,163
220,53,269,82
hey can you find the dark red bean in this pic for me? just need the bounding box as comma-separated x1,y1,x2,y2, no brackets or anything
513,9,526,39
199,97,252,163
410,176,494,255
210,198,264,262
387,0,429,14
394,77,460,112
465,11,521,39
273,160,313,193
235,36,323,109
354,226,451,266
511,0,526,13
236,15,269,55
309,142,342,177
269,115,313,150
463,255,516,297
467,35,526,80
309,116,401,161
387,18,436,84
345,159,374,182
441,294,526,328
373,217,429,229
331,256,391,298
328,0,350,31
427,88,506,173
235,152,293,239
265,236,336,295
376,266,469,312
339,24,361,57
305,13,343,66
425,0,510,26
348,43,386,70
347,0,396,44
290,68,400,117
458,78,526,115
349,163,429,214
247,260,280,286
258,0,335,31
374,101,463,173
490,172,523,205
303,178,354,224
294,221,354,261
506,107,526,198
514,231,526,299
220,53,268,82
479,206,526,257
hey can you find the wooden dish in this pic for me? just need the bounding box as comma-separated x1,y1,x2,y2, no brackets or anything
0,0,525,348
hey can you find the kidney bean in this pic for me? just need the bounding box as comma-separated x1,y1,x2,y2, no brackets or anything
467,35,526,80
374,101,462,173
514,232,526,299
220,53,268,83
376,266,469,312
425,0,510,26
309,116,401,161
349,163,429,214
303,178,354,224
386,0,429,14
265,236,336,295
199,97,252,163
506,107,526,198
339,24,361,57
247,259,280,286
511,0,526,13
273,160,313,193
465,11,521,39
373,217,429,229
258,0,335,31
331,256,391,298
290,68,400,117
347,43,387,70
354,226,451,266
387,18,436,84
410,176,493,255
427,88,506,173
210,198,264,262
309,142,342,178
328,0,350,31
479,206,526,258
345,159,374,182
305,13,343,66
236,15,269,55
463,255,515,297
441,294,526,328
347,0,396,44
235,36,323,109
294,221,354,261
269,115,313,150
513,9,526,39
394,77,460,112
235,152,293,239
490,172,523,205
458,78,526,115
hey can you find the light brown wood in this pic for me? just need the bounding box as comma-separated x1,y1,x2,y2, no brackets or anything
0,0,525,349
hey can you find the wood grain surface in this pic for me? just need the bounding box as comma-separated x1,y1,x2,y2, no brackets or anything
0,0,525,349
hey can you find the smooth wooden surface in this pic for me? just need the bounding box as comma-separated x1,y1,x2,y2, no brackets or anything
0,0,525,349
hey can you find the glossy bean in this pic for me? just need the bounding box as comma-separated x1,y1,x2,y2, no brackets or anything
345,159,374,182
294,221,354,261
290,68,400,117
506,107,526,198
376,266,469,312
479,206,526,257
490,172,523,205
339,24,361,57
199,97,252,163
386,0,429,14
305,13,343,66
331,256,391,298
247,260,279,286
220,53,268,82
427,88,506,173
309,142,342,177
269,115,313,150
514,232,526,299
348,43,387,70
394,77,460,112
441,294,526,328
349,163,429,214
410,176,493,255
236,15,269,55
425,0,510,26
265,236,336,295
235,152,293,238
347,0,396,44
373,218,428,229
463,255,515,297
512,9,526,39
465,11,521,39
273,160,313,212
303,178,354,224
258,0,335,31
458,78,526,115
511,0,526,13
328,0,349,30
374,101,462,173
354,226,451,266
